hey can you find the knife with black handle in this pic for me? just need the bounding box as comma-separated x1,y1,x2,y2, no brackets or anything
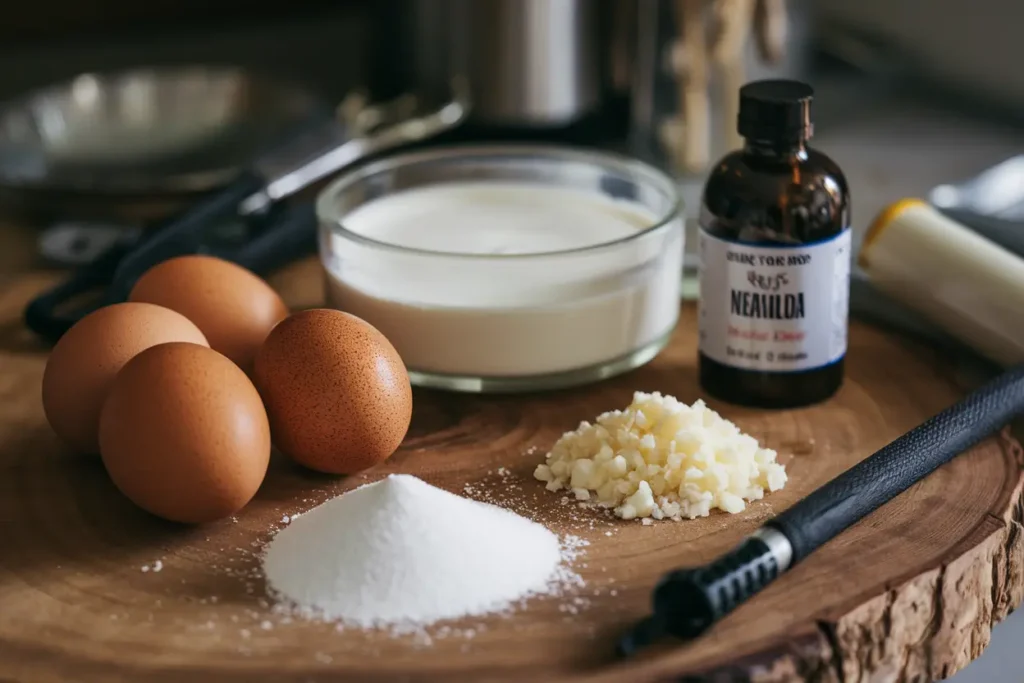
619,364,1024,656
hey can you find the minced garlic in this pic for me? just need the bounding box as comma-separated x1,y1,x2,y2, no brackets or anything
534,391,787,521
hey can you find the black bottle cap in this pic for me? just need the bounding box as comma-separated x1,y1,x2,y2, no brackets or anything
737,79,814,144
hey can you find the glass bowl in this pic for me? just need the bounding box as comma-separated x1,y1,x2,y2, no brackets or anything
316,144,684,393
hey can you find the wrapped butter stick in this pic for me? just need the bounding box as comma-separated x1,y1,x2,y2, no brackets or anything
858,199,1024,367
848,269,961,350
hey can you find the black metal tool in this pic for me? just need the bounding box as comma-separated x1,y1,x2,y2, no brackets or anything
618,364,1024,656
23,199,317,343
101,171,266,304
22,86,469,344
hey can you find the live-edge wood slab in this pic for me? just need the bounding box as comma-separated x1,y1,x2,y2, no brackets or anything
0,253,1021,683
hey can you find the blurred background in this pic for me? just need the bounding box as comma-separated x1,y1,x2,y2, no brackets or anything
0,2,1020,677
2,0,1021,291
3,0,1021,218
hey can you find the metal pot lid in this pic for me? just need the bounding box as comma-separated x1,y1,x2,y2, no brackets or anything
0,66,328,197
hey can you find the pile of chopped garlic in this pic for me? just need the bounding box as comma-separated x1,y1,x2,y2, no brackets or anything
534,391,787,521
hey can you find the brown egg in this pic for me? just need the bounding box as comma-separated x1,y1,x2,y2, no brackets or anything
42,302,209,454
128,255,289,373
253,309,412,474
99,342,271,524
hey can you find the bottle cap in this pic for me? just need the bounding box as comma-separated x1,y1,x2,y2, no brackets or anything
738,80,814,144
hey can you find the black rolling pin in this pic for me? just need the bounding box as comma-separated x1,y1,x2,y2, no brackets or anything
618,364,1024,656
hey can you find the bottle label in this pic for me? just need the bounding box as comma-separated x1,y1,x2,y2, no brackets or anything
698,228,851,372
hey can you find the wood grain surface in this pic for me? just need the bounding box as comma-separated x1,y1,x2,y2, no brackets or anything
0,241,1021,683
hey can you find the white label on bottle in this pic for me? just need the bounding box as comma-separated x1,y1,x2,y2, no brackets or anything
698,228,851,372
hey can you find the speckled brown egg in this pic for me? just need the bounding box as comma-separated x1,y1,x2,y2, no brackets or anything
253,308,412,474
128,255,289,373
42,302,209,454
99,342,271,524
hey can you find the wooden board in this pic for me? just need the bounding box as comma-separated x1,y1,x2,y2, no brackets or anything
0,253,1022,683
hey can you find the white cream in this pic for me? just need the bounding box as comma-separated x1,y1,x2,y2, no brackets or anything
322,181,683,379
337,183,654,255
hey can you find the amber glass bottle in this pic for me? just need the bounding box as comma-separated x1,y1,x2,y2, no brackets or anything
698,80,851,408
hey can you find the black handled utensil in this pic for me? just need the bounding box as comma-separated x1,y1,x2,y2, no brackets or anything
23,200,318,343
618,364,1024,656
23,86,469,343
107,86,467,297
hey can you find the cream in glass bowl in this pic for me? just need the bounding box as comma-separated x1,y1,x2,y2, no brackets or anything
316,145,684,392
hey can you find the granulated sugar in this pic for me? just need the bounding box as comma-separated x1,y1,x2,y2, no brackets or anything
262,474,581,631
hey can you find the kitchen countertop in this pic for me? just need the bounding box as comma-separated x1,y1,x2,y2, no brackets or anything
688,69,1024,683
0,10,1020,681
1,227,1020,683
812,86,1024,683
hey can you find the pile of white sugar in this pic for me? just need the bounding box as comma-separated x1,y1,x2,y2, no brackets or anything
535,391,787,520
262,474,580,630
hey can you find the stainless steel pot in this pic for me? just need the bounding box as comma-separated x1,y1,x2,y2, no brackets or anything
388,0,611,128
372,0,808,164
